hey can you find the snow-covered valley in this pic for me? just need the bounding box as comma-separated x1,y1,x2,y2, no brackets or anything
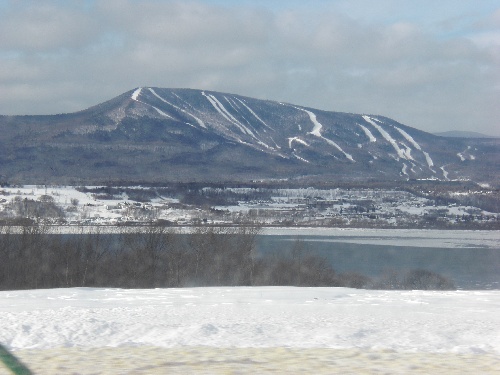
1,185,498,229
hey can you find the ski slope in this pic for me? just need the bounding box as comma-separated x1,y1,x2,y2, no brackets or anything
149,88,206,128
293,106,355,161
363,115,407,160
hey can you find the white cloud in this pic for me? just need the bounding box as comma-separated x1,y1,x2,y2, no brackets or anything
0,0,498,136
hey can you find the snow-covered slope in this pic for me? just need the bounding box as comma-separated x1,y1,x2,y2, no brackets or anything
3,287,499,374
1,287,499,353
0,87,498,185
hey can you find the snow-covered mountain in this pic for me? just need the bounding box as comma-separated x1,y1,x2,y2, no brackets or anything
0,87,498,185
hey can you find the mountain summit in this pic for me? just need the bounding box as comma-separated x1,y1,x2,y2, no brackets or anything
0,87,498,185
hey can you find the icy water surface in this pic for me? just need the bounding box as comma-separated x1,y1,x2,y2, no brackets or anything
258,229,500,289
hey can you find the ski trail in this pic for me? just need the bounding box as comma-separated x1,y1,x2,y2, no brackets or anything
440,165,449,180
203,92,238,125
224,96,250,125
131,87,174,120
288,137,310,149
291,105,354,162
358,123,377,142
401,163,408,177
363,116,406,160
300,107,322,137
393,126,421,150
203,92,273,150
269,136,281,149
457,146,475,161
149,88,206,128
400,142,413,160
423,151,435,172
224,96,241,111
131,88,142,100
202,92,253,135
212,95,254,135
225,97,259,135
151,106,174,119
235,98,274,130
394,124,440,172
293,153,310,163
322,138,355,161
172,92,205,115
229,97,242,110
410,162,417,174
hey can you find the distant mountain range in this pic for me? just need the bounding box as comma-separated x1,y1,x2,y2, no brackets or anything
434,131,497,138
0,87,498,186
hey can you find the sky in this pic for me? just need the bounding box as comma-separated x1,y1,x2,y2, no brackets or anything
0,0,499,136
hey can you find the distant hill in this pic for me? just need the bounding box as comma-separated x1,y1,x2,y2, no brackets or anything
0,87,499,186
434,131,497,138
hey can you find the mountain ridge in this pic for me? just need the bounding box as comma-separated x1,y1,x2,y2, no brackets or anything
434,130,498,139
0,87,498,186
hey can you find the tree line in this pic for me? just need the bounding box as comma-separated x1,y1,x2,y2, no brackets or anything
0,224,455,290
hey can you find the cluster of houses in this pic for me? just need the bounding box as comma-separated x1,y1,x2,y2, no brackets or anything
0,186,498,228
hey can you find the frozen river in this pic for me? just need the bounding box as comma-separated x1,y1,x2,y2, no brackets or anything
258,228,500,289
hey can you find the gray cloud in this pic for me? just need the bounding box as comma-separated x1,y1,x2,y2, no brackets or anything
0,0,498,136
0,2,99,51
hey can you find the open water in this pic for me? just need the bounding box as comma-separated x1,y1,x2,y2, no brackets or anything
257,229,500,289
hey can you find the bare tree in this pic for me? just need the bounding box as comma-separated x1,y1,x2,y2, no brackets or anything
80,226,111,286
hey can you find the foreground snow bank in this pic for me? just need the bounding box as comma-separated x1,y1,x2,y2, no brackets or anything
2,287,499,374
1,287,499,353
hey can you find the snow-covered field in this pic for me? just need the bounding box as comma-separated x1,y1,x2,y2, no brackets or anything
1,287,499,374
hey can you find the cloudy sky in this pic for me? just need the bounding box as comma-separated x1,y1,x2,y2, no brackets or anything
0,0,499,135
